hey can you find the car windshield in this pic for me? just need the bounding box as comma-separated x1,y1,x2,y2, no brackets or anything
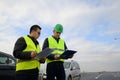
0,56,15,64
64,62,71,69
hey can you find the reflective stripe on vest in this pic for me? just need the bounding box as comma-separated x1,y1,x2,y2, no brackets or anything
16,36,41,71
46,36,65,64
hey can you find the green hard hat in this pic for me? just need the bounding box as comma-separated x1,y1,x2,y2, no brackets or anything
54,24,63,33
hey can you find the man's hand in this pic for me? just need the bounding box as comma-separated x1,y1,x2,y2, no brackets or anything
31,51,38,58
68,54,74,58
39,57,46,63
54,54,61,60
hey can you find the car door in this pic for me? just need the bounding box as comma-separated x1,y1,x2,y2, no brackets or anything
71,61,81,80
73,62,81,79
0,52,16,80
71,61,77,79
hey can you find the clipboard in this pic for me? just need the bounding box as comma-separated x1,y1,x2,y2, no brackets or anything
60,50,77,59
35,48,77,60
35,48,54,59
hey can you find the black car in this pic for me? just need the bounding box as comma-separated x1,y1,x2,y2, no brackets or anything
0,51,16,80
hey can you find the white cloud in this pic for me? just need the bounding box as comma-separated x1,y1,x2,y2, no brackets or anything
65,36,120,72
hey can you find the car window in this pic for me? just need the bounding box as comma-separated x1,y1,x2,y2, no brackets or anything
0,56,15,64
71,62,76,70
71,61,80,70
74,62,80,69
64,62,71,69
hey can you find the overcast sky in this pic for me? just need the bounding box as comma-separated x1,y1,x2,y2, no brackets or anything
0,0,120,72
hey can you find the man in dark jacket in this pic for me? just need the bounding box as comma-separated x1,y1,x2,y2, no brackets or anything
42,24,73,80
13,25,44,80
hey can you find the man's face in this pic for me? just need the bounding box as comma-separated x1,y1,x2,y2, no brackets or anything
53,30,61,39
34,29,41,39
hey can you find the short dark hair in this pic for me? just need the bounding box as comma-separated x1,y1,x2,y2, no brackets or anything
30,25,41,33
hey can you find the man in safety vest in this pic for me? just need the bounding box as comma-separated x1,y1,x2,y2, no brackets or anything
13,25,44,80
42,24,73,80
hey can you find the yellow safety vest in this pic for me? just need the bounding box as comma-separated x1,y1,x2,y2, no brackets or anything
46,36,65,64
16,36,41,71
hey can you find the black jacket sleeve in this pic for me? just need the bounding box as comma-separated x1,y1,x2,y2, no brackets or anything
13,37,31,60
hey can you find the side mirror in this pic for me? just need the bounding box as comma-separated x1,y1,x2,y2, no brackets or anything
71,66,76,70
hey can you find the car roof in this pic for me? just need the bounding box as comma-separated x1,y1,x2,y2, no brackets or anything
0,51,16,61
0,51,12,56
